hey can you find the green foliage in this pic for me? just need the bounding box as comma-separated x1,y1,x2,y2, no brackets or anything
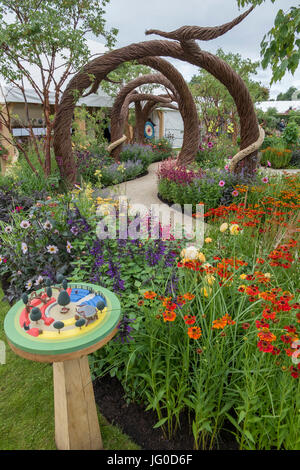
101,62,157,98
260,134,283,150
196,135,239,169
256,107,278,132
56,273,64,284
260,5,300,83
237,1,299,83
277,86,298,101
72,107,110,153
260,146,292,169
9,146,61,195
282,120,300,148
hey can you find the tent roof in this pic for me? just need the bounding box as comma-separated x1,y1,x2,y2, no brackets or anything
256,101,300,113
0,39,113,108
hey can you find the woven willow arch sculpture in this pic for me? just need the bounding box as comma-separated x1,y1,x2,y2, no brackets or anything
109,66,195,162
54,6,263,185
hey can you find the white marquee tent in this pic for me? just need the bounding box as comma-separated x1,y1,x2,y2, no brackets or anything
0,38,113,108
256,101,300,113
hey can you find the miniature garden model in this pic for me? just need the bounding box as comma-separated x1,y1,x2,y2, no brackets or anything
4,276,121,450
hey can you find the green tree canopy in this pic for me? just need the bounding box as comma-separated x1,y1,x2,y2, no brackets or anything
237,1,300,83
277,86,298,101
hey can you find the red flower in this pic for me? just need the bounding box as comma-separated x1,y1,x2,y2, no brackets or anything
184,315,196,325
256,319,269,329
280,334,292,344
257,340,274,353
241,322,250,330
271,347,281,356
283,325,297,334
290,366,299,379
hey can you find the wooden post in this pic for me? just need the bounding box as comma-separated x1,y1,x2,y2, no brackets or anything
53,355,103,450
157,110,164,139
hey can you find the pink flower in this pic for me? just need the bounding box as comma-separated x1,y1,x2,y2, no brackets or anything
267,161,272,167
207,142,213,149
262,177,269,184
219,180,225,187
232,190,239,197
224,165,229,171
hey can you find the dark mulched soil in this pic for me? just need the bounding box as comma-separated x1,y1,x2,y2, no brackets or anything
93,375,239,451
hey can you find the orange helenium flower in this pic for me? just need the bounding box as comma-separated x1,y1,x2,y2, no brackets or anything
187,326,202,339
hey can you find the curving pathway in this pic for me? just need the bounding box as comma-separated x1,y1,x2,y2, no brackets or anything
99,161,206,243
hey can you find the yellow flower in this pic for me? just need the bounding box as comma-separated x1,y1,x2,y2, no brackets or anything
201,287,212,297
264,273,271,279
205,237,212,243
206,275,215,286
220,223,228,233
197,252,206,263
229,224,240,235
240,274,247,280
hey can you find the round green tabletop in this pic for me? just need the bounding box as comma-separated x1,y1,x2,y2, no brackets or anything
4,283,121,358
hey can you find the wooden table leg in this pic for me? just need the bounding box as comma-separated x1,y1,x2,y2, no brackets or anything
53,355,103,450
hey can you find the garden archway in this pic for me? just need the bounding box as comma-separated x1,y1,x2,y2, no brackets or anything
109,68,193,162
54,6,262,184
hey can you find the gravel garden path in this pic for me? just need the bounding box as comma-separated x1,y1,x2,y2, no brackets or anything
101,161,206,242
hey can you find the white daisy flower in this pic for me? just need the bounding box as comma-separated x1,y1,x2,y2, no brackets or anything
35,275,44,286
21,242,28,254
43,220,53,230
4,226,13,233
25,280,33,290
47,245,59,254
20,220,31,229
66,241,73,253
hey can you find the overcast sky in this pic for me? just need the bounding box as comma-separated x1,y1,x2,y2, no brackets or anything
102,0,299,99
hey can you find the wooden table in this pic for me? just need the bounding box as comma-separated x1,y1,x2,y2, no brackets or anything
4,283,121,450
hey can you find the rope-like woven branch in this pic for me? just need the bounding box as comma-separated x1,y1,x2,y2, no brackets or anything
229,125,265,172
107,135,127,152
145,6,254,41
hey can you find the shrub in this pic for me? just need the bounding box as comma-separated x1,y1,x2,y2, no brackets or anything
196,135,239,169
148,137,173,161
260,146,292,169
157,160,255,211
290,149,300,168
282,120,300,149
119,143,153,167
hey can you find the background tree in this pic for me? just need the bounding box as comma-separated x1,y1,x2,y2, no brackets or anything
190,48,269,143
256,106,278,132
0,0,117,176
101,62,158,97
277,86,298,101
237,0,300,83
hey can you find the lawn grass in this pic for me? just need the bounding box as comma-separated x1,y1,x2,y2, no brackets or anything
0,287,139,450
